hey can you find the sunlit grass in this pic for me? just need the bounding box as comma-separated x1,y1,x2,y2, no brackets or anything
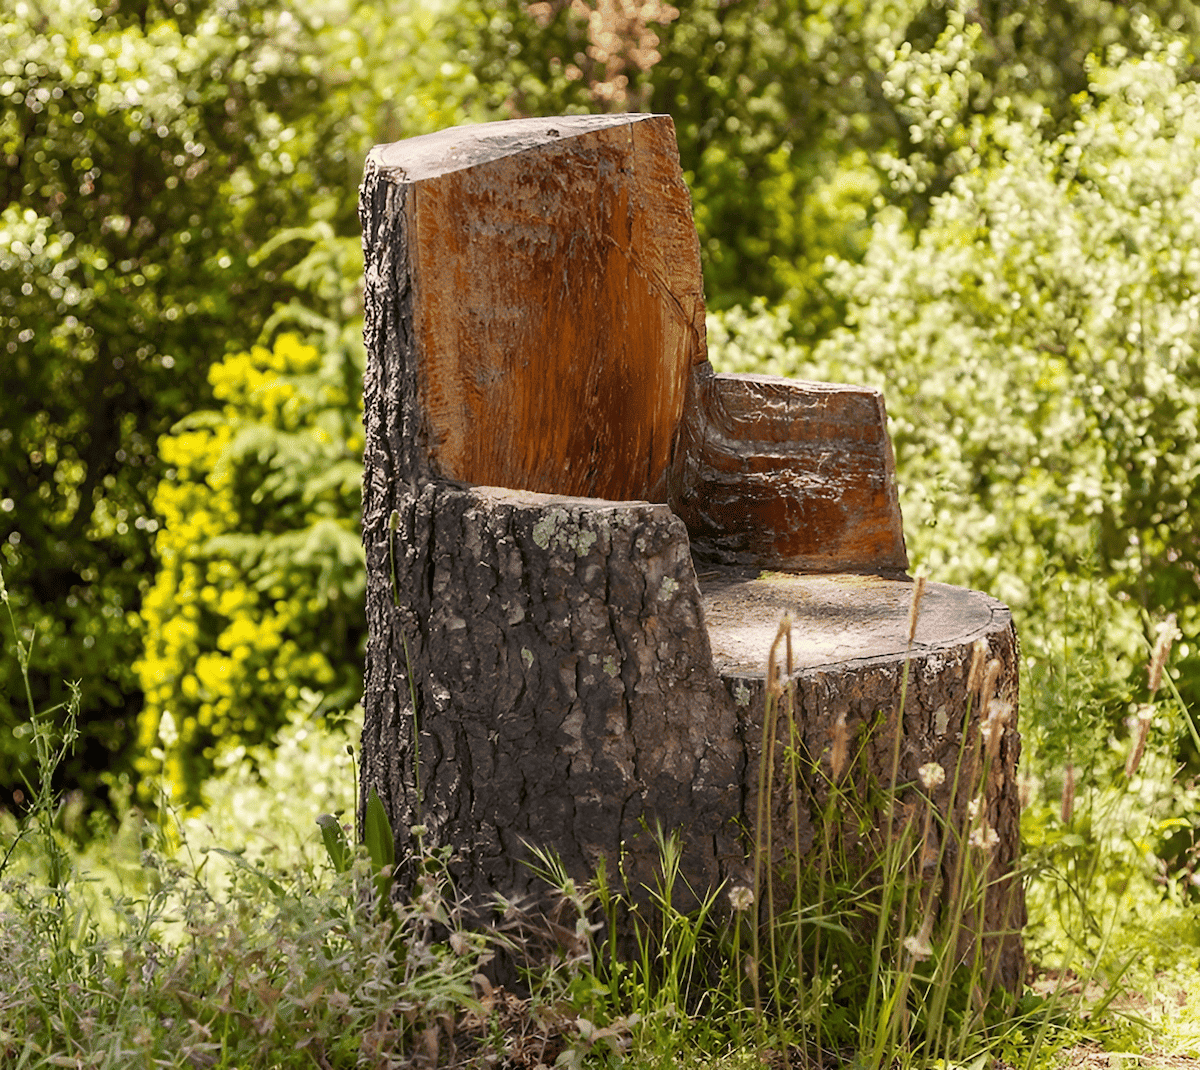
4,559,1200,1067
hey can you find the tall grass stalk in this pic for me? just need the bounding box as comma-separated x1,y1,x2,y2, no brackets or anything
0,563,494,1069
0,562,80,953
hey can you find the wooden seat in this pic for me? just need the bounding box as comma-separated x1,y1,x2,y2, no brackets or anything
358,112,1023,991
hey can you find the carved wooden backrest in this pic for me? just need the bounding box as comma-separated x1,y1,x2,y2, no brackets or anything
363,113,703,503
361,113,907,574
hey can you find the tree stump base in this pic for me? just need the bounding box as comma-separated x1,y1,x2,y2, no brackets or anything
704,569,1023,993
360,487,1024,991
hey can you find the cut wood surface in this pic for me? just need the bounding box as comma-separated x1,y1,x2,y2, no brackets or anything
674,366,910,573
359,111,908,573
358,112,1024,992
363,112,704,504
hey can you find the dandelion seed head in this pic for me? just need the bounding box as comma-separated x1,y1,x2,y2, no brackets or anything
728,885,755,912
918,762,945,790
904,917,934,961
986,699,1012,726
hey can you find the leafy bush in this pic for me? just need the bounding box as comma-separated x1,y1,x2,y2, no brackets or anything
0,0,482,803
462,0,1200,334
708,35,1200,987
136,332,364,804
713,32,1200,752
0,0,370,800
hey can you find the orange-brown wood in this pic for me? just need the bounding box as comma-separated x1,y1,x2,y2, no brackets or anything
371,113,706,503
670,366,909,573
363,113,907,574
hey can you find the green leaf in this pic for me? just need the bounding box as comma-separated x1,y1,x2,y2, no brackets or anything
364,787,395,873
316,813,352,874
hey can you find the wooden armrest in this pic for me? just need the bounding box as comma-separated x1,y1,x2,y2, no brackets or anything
669,364,909,574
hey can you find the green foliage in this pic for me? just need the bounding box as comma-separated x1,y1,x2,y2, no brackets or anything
710,33,1200,762
0,573,488,1067
1,755,487,1069
707,35,1200,1005
8,539,1200,1070
0,0,482,803
136,332,364,804
0,0,367,801
459,0,1200,337
175,692,359,879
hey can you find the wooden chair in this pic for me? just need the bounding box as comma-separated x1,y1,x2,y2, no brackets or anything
358,113,1023,989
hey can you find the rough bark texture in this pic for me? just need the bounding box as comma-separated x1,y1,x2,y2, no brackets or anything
358,113,1024,992
705,572,1024,993
360,484,746,910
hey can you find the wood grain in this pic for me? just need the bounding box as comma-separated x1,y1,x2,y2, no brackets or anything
366,113,705,503
671,365,909,572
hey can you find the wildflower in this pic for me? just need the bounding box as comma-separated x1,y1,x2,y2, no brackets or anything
986,699,1012,726
969,823,999,851
907,571,927,643
1148,613,1177,695
904,917,934,961
1061,763,1075,825
1125,704,1153,778
967,796,982,823
728,885,755,912
918,762,945,791
158,709,179,748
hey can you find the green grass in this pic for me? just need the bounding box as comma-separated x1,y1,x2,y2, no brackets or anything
4,563,1200,1068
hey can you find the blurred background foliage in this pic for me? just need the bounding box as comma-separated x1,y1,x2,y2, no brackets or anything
0,0,473,801
3,0,1200,842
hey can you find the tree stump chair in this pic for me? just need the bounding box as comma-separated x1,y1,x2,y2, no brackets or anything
358,113,1024,990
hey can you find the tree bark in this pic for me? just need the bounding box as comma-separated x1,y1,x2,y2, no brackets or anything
360,485,744,911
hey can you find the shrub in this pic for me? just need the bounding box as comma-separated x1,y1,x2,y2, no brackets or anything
710,33,1200,762
136,332,364,804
